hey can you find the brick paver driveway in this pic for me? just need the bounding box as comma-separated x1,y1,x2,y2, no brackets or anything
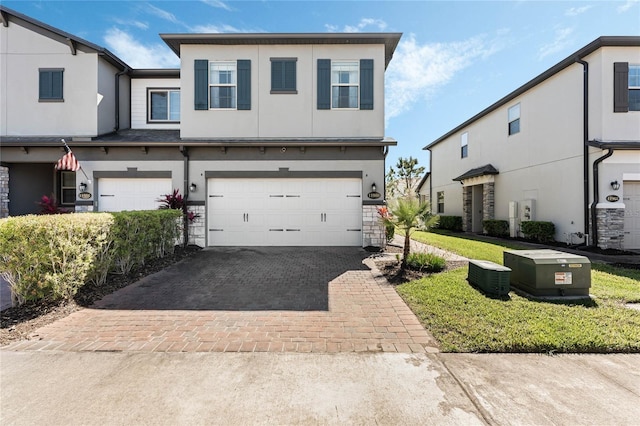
4,247,438,353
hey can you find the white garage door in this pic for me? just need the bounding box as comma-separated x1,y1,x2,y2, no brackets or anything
623,181,640,250
98,178,172,212
208,178,362,246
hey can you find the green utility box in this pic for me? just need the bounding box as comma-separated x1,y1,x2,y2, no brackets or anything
503,249,591,297
467,260,511,296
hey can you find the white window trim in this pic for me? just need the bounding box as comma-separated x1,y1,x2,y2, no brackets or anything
331,60,359,110
461,132,468,158
147,88,180,123
209,61,237,110
437,191,445,214
508,103,521,136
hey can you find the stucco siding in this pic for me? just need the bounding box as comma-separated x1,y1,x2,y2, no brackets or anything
131,78,180,130
97,58,117,135
179,44,385,140
0,22,98,136
588,46,640,141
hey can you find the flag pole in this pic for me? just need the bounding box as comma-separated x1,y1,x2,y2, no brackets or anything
61,139,90,181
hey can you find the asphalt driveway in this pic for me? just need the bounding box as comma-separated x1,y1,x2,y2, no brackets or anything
3,247,438,353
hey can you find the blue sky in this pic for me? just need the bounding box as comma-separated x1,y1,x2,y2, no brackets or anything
4,0,640,171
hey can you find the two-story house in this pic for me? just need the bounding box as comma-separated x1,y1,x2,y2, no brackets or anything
424,37,640,250
0,6,400,249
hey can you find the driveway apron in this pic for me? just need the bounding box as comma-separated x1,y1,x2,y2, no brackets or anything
4,247,438,353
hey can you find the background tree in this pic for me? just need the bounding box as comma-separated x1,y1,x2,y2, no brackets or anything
382,198,438,269
385,156,426,200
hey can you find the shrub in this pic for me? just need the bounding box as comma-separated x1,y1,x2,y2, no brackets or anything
521,221,555,243
0,209,182,305
0,213,113,304
483,220,509,237
377,206,395,243
405,252,446,272
437,216,463,231
37,194,71,214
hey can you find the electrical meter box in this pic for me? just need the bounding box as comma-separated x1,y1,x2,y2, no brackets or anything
503,249,591,297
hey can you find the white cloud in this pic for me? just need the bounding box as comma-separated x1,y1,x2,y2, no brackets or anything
325,18,388,33
113,18,149,30
565,5,593,16
617,0,639,12
189,24,245,33
385,33,506,120
537,27,574,60
200,0,233,11
103,28,180,68
147,4,184,26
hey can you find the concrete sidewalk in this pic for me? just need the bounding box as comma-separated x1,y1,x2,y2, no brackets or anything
2,351,639,425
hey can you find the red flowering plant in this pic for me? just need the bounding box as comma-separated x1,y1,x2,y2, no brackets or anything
377,206,395,243
158,189,200,223
37,194,71,214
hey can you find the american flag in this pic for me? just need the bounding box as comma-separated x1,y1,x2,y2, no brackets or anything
55,151,80,172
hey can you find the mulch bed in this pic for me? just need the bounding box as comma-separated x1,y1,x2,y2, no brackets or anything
0,245,201,346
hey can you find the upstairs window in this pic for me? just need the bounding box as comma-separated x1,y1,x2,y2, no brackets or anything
148,89,180,122
209,62,236,109
508,103,520,135
39,68,64,101
629,65,640,111
437,191,445,214
461,132,468,158
271,58,297,93
332,61,359,109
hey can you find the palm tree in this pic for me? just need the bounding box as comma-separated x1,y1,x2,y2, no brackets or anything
382,197,438,269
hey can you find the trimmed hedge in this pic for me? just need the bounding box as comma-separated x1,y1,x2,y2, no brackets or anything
0,210,181,305
483,220,509,237
521,221,555,243
436,216,463,231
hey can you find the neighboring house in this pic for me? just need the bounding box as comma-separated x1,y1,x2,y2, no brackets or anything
0,6,401,248
386,176,422,201
415,172,430,205
424,36,640,250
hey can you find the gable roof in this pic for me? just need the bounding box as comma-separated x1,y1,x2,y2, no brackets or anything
425,36,640,150
160,33,402,69
453,164,499,181
0,5,130,71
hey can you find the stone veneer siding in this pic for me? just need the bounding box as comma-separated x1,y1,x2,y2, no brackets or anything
462,186,472,232
75,204,95,213
482,182,495,223
187,205,206,247
0,166,8,218
595,207,625,250
363,205,386,248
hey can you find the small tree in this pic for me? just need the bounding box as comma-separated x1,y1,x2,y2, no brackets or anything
382,198,438,269
386,157,426,200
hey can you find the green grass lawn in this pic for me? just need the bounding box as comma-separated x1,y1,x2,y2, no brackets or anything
397,230,640,353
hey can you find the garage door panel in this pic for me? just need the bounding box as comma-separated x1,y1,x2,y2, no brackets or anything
98,178,171,212
208,178,362,246
623,181,640,249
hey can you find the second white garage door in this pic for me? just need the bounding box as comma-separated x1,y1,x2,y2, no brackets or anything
208,178,362,246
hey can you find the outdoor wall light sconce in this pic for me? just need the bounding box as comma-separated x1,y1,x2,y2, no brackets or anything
79,182,87,192
189,182,197,192
368,182,381,199
610,181,620,191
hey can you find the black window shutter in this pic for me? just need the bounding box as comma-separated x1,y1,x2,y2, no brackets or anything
237,60,251,110
614,62,629,113
194,60,208,110
284,60,296,91
271,60,283,91
360,59,374,110
39,71,51,99
317,59,331,109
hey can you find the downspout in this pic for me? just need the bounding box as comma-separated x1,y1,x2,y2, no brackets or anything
575,58,590,243
591,148,614,248
180,145,189,247
114,67,129,131
427,147,433,213
382,145,389,202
